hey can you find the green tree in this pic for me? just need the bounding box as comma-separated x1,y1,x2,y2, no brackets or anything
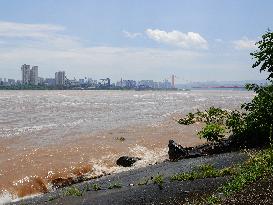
250,29,273,80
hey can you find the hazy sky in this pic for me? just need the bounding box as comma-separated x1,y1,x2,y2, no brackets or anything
0,0,272,83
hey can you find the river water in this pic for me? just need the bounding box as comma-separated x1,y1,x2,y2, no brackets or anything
0,90,254,202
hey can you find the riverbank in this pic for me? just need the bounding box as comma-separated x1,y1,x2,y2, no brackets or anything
10,151,248,205
0,90,251,199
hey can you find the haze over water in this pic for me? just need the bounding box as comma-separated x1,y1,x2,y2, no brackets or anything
0,90,254,201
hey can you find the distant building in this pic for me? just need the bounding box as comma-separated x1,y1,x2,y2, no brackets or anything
79,79,85,85
98,78,111,88
138,80,154,88
21,64,31,84
21,64,39,85
171,75,175,88
122,80,137,88
87,78,97,87
55,71,65,86
69,78,80,86
38,77,44,85
44,78,55,86
162,79,172,89
8,79,16,85
30,66,38,85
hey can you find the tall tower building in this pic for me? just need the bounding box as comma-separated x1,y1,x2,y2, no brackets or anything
55,71,66,86
171,74,175,88
21,64,31,84
30,66,39,85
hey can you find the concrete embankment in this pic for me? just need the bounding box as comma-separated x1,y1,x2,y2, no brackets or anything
12,152,248,205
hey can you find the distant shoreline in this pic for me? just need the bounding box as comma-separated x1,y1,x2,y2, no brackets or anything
0,86,248,91
0,86,180,91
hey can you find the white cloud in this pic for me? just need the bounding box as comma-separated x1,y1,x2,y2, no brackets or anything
0,21,65,38
0,21,81,49
0,46,203,78
0,21,263,81
233,37,257,50
0,21,205,80
145,29,208,49
122,30,142,39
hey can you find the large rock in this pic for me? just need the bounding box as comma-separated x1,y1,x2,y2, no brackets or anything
168,140,189,161
116,156,141,167
168,139,236,161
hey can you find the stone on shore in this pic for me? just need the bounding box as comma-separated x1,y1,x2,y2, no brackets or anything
168,140,188,161
116,156,141,167
168,139,236,161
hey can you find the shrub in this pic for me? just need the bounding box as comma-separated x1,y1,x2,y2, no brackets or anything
198,123,225,142
226,110,246,137
241,83,273,146
201,107,228,125
178,112,195,125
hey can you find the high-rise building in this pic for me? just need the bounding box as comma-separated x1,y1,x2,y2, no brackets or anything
30,66,38,85
21,64,31,84
55,71,66,86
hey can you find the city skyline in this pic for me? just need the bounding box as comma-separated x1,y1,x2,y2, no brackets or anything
0,61,270,90
1,64,176,89
0,1,273,82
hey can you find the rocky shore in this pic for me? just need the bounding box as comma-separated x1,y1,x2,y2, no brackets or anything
12,150,248,205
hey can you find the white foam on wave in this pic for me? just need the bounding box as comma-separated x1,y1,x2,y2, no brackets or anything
0,191,13,205
129,145,168,168
0,190,43,205
89,145,168,178
90,154,121,176
0,123,58,137
0,118,86,138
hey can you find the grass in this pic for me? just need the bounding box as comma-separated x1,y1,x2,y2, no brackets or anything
59,149,272,203
171,164,237,182
137,178,149,186
64,186,83,197
206,194,221,205
204,148,273,204
92,183,102,191
153,174,164,190
221,148,273,196
108,182,122,189
48,196,59,201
